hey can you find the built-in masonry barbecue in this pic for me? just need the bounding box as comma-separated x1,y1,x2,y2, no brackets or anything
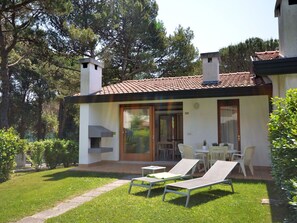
88,125,114,154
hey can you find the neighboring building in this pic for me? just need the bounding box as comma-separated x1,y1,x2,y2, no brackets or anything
66,0,297,168
252,0,297,98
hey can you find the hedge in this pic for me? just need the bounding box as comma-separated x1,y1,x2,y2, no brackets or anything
28,139,79,169
268,89,297,218
0,128,22,182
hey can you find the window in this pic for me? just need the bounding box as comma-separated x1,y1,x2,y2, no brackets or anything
218,99,240,150
208,57,212,63
289,0,297,5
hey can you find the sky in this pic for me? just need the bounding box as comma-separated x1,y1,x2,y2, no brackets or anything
156,0,279,53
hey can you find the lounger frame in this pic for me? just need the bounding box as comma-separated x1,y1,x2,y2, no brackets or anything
128,158,199,197
162,160,238,207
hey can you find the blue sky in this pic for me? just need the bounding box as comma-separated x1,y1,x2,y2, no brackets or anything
156,0,278,53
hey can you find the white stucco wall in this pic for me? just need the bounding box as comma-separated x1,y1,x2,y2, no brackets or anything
89,103,120,161
278,0,297,57
269,73,297,98
183,96,271,166
79,104,101,164
239,96,271,166
80,95,271,166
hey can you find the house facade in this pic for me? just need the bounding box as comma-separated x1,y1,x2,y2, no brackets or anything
252,0,297,98
66,0,297,168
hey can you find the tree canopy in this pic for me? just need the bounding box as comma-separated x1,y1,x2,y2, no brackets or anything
0,0,72,129
46,0,199,83
0,0,279,141
219,37,279,73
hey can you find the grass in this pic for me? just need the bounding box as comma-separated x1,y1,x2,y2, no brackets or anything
47,180,289,223
0,168,122,223
0,169,289,223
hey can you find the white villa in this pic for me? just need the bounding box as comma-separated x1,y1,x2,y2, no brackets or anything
66,0,297,168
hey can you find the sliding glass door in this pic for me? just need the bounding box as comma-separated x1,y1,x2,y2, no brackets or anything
120,105,154,161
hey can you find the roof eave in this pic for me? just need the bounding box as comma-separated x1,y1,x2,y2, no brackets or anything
65,85,272,104
275,0,281,17
252,57,297,76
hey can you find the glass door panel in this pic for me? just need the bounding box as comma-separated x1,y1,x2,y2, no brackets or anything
218,100,240,150
120,106,153,161
159,115,174,141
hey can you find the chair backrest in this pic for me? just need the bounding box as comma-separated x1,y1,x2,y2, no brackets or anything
243,146,255,165
202,160,238,181
219,143,234,150
209,146,228,161
168,158,199,176
178,144,195,159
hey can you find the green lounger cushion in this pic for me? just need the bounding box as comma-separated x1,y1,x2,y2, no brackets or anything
148,172,181,179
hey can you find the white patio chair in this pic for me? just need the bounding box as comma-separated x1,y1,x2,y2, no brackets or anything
219,142,234,150
219,143,234,160
208,146,228,168
178,144,207,172
231,146,255,177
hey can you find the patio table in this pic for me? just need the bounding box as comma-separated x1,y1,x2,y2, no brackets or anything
141,165,166,176
196,148,237,155
195,148,238,170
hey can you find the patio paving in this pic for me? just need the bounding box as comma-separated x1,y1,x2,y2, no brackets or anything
73,160,273,181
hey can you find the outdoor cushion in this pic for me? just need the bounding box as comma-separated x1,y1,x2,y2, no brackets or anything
148,172,181,179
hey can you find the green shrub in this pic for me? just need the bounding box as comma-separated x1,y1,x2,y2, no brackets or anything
61,140,78,167
43,139,78,169
27,141,45,171
0,128,22,182
268,89,297,217
43,139,58,169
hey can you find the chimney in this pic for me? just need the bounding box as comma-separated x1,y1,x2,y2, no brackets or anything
79,58,104,95
200,52,220,84
275,0,297,57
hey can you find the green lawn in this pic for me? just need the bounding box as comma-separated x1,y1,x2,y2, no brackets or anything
0,169,289,223
47,180,288,223
0,168,122,223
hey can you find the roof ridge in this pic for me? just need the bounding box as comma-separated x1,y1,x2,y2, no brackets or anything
255,50,279,54
220,72,250,75
122,75,202,83
122,73,253,83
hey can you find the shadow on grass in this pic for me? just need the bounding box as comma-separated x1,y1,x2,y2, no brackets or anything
130,186,233,208
231,179,290,222
165,189,233,208
42,169,125,181
265,180,291,223
130,186,165,197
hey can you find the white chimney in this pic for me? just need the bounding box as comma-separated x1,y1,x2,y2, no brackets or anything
275,0,297,57
200,52,220,84
79,58,104,95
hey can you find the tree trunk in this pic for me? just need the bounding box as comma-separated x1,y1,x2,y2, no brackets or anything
36,97,44,140
58,99,66,139
0,53,10,129
18,95,28,138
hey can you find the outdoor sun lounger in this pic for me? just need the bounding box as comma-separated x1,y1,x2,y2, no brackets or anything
128,158,199,197
162,160,238,207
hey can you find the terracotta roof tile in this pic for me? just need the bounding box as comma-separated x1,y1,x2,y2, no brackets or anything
253,50,283,61
93,72,265,96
